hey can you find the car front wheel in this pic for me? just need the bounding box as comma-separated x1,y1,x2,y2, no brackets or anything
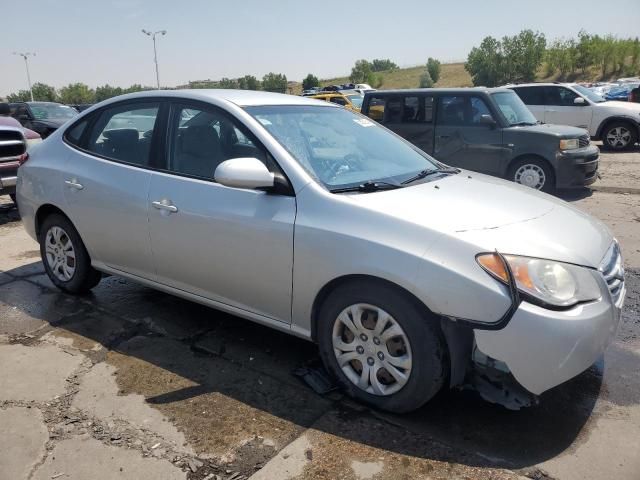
39,214,101,294
602,122,637,151
509,158,554,193
317,281,446,413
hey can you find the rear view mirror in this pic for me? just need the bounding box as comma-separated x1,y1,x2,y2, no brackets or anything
573,97,586,105
214,157,274,190
479,114,496,128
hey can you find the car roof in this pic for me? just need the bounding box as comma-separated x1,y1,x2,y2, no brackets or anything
365,87,513,95
96,89,333,108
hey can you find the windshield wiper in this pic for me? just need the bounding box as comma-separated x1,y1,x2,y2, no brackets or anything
510,121,537,126
401,167,459,185
329,180,402,193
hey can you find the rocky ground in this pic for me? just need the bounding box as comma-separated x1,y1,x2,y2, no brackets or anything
1,148,639,480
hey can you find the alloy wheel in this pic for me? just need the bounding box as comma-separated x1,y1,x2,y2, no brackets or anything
332,303,412,396
514,164,546,190
44,226,76,282
606,127,631,149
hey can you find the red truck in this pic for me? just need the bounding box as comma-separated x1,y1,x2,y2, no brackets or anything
0,103,40,205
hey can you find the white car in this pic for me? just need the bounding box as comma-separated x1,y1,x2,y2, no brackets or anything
508,83,640,150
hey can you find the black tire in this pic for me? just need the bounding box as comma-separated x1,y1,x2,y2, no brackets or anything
317,281,446,413
601,121,638,151
508,157,555,193
39,214,101,294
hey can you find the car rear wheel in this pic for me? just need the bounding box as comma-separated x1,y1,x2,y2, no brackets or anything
509,158,554,193
317,281,446,413
39,214,101,294
602,122,637,151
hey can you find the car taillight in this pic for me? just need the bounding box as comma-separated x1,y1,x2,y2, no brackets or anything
18,152,29,165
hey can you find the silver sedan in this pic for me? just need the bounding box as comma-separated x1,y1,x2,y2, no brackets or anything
17,90,624,412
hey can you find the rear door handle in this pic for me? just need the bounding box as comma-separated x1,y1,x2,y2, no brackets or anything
437,135,450,139
64,179,84,190
152,200,178,213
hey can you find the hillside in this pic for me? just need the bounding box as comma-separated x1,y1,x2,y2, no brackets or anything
320,62,473,90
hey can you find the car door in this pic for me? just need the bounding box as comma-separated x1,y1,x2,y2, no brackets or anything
380,95,435,154
512,86,545,122
544,86,593,129
147,101,296,323
62,100,163,279
433,95,505,175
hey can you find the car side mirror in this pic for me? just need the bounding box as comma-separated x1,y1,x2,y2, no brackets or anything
573,97,586,106
479,114,496,128
17,114,31,121
214,157,275,190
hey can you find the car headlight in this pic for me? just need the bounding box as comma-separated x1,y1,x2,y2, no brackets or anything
559,138,579,150
477,253,601,308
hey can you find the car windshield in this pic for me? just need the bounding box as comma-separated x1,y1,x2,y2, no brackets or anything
245,105,439,190
491,91,538,125
346,95,363,108
30,104,77,120
572,84,606,103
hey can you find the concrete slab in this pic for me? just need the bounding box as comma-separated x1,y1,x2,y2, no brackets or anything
31,436,186,480
107,335,331,462
0,222,41,274
73,361,194,455
0,279,91,335
0,407,48,480
0,343,84,402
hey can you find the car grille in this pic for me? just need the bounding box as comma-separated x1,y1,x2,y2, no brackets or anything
0,129,26,162
599,242,625,306
578,134,590,148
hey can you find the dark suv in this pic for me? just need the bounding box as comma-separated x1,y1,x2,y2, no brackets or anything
9,101,77,139
361,88,599,192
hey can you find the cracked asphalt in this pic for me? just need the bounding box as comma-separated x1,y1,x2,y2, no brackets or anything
1,149,639,480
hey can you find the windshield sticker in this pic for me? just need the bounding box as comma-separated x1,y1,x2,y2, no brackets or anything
353,118,374,127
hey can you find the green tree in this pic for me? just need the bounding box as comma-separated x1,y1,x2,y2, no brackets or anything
419,69,434,88
7,90,34,102
262,72,287,93
426,58,441,83
237,75,260,90
31,83,57,101
371,59,398,72
58,83,95,104
217,77,238,89
302,73,319,90
465,36,504,86
95,84,124,102
349,59,373,83
6,82,57,102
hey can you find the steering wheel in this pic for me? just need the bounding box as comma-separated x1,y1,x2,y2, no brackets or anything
326,153,364,183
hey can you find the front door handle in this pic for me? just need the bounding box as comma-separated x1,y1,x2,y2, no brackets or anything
64,179,84,190
437,135,451,139
152,200,178,213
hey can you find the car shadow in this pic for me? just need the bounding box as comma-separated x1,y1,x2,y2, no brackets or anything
556,187,594,202
1,260,624,471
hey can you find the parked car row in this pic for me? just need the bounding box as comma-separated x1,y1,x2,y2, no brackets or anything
360,88,599,192
17,89,625,412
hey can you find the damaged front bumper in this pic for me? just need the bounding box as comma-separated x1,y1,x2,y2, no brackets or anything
473,289,623,396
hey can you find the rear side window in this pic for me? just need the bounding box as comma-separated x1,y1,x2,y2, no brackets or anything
85,103,160,166
366,96,386,121
513,87,545,105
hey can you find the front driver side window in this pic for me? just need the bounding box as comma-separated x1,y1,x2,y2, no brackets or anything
546,87,579,106
168,104,273,180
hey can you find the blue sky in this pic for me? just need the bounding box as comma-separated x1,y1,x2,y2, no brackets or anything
3,0,640,96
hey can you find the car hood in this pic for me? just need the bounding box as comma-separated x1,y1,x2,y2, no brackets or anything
35,118,67,128
347,173,612,268
601,100,640,112
515,123,588,137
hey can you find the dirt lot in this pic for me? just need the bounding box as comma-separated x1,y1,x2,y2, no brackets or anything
1,148,639,480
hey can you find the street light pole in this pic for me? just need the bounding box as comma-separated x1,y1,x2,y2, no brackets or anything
13,52,36,101
141,29,166,89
